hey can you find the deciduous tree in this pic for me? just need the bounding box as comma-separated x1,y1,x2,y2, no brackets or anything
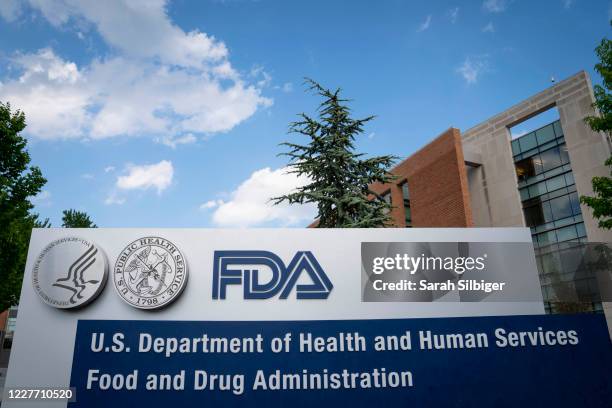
0,102,46,310
581,25,612,229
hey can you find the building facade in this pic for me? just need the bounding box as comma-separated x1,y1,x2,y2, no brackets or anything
369,71,612,329
373,72,611,237
462,71,611,241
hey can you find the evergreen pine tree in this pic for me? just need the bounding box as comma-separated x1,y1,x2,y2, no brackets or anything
61,209,97,228
274,79,396,227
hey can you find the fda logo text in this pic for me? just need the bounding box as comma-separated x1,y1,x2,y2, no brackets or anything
212,251,333,300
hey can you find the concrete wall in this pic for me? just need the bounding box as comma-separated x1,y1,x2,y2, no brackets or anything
370,128,474,227
559,73,612,242
462,71,612,243
462,118,524,228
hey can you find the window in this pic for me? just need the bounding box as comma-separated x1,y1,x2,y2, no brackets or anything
553,121,563,137
549,195,573,220
519,133,538,152
559,144,570,164
537,230,557,245
511,139,520,156
536,125,556,144
545,174,565,192
381,191,391,204
401,182,411,227
511,107,560,139
569,192,580,215
3,336,12,349
556,225,579,242
2,316,16,349
515,157,537,181
514,146,568,183
523,199,552,227
6,317,16,332
381,191,392,215
540,147,562,172
527,181,547,198
520,188,530,201
513,120,584,248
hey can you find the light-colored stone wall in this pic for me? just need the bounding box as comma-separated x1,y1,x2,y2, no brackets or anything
463,71,612,242
462,71,612,337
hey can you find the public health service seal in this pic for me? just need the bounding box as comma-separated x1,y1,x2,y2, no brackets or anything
32,237,108,309
113,236,188,309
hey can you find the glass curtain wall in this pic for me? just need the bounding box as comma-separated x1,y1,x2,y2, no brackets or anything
512,120,587,247
512,120,600,314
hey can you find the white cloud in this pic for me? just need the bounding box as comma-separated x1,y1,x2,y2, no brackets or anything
483,0,508,13
81,173,94,179
417,15,432,32
368,132,376,139
249,65,272,88
15,48,80,83
281,82,293,93
447,7,459,23
104,193,125,206
200,199,224,210
273,82,294,93
0,49,91,139
116,160,174,194
210,166,315,227
20,0,228,66
0,0,22,22
563,0,574,9
104,166,115,173
156,133,197,149
0,1,272,140
456,56,488,85
257,72,272,88
482,22,495,33
31,190,51,206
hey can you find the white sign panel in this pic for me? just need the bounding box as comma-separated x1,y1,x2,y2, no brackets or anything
4,228,544,407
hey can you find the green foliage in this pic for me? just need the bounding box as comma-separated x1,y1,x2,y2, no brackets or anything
0,102,47,310
274,79,397,227
581,23,612,229
62,209,97,228
580,157,612,229
585,28,612,134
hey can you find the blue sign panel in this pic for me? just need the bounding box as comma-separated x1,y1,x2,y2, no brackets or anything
69,314,612,407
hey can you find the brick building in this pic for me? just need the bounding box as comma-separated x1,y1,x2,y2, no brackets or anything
370,127,474,228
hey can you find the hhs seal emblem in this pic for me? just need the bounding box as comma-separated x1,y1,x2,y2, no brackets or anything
32,237,108,309
113,237,188,309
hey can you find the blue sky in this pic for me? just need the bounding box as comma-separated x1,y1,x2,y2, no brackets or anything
0,0,609,227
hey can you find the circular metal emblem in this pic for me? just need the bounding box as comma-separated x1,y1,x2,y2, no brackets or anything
113,237,188,309
32,237,108,309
